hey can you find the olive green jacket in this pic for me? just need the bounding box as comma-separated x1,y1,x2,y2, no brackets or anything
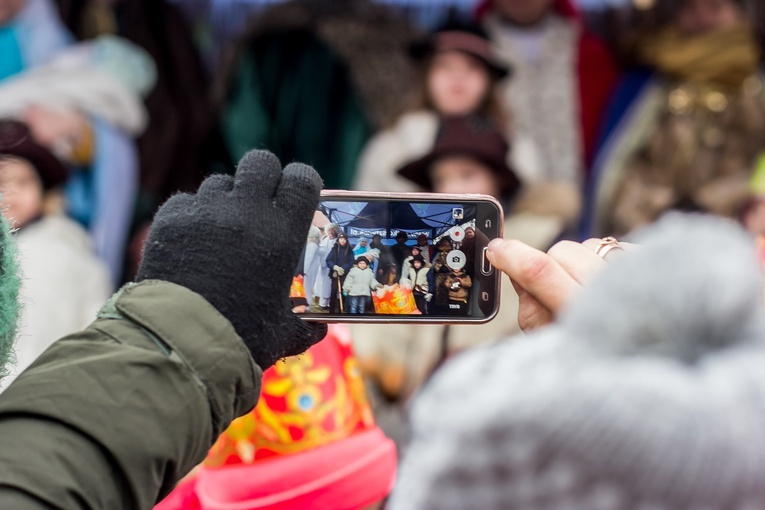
0,280,262,509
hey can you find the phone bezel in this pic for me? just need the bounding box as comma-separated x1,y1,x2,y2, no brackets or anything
300,190,504,324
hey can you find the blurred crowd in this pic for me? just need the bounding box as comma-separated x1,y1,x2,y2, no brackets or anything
1,0,765,507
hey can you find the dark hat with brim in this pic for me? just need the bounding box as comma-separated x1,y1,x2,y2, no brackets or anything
397,115,520,198
410,25,510,80
0,120,67,190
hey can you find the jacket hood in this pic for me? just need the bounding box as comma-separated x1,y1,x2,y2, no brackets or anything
476,0,580,21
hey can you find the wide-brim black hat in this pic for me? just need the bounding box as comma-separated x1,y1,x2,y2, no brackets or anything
410,22,511,80
397,115,520,198
0,120,68,190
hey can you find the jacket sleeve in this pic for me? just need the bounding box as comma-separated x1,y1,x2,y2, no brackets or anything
0,280,262,510
343,270,355,293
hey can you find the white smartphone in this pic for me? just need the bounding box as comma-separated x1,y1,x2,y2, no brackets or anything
294,191,503,324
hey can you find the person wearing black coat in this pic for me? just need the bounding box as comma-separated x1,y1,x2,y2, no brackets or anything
325,233,355,313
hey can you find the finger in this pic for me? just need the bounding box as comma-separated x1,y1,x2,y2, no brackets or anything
517,291,554,331
546,240,605,285
582,237,637,261
152,192,196,220
233,150,283,199
279,314,329,360
274,162,323,226
511,279,554,332
196,174,234,198
487,238,579,314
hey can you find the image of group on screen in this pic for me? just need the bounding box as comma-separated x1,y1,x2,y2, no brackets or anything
300,222,476,315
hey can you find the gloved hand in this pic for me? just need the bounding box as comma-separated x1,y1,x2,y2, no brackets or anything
136,150,327,369
424,293,433,302
333,265,345,276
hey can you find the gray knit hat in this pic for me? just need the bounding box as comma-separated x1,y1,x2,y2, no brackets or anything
390,213,765,509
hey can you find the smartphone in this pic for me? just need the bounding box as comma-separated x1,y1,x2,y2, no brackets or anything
293,191,503,323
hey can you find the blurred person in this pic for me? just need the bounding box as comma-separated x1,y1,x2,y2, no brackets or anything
302,225,322,308
0,35,155,283
343,257,381,315
402,255,430,315
54,0,223,240
0,120,110,390
391,214,765,509
587,0,765,236
370,233,394,280
444,266,471,314
350,116,578,449
326,232,354,314
154,325,397,510
218,0,418,191
414,233,434,261
353,237,370,257
316,223,339,310
0,0,71,80
355,20,545,193
430,237,454,314
379,262,400,287
478,0,619,186
390,231,411,272
401,244,431,278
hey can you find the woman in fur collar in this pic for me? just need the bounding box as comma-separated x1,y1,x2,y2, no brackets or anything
354,20,545,194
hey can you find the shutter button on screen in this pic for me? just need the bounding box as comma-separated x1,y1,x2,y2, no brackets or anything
481,247,493,276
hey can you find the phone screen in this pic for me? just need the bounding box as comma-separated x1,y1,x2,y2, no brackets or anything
293,194,502,323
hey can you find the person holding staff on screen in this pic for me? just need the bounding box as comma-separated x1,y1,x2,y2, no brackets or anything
326,232,354,314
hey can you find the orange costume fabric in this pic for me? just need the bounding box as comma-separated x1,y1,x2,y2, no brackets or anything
155,324,396,510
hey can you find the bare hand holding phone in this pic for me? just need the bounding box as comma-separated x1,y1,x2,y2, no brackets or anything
486,237,634,331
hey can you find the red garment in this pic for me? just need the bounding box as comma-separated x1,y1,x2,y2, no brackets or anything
476,0,619,169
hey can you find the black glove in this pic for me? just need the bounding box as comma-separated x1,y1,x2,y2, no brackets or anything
136,150,327,368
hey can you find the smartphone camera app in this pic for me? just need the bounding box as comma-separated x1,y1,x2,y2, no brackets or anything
292,196,500,322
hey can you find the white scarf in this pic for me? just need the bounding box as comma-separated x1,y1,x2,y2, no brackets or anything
486,14,582,186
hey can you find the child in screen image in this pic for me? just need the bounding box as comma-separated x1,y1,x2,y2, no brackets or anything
402,255,431,315
401,244,431,277
326,233,354,314
353,237,370,258
445,267,472,314
343,257,381,314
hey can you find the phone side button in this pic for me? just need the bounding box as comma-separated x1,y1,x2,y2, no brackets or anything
481,247,493,276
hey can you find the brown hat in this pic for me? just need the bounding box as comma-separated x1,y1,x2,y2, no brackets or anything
410,21,510,80
0,120,68,190
397,115,521,198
